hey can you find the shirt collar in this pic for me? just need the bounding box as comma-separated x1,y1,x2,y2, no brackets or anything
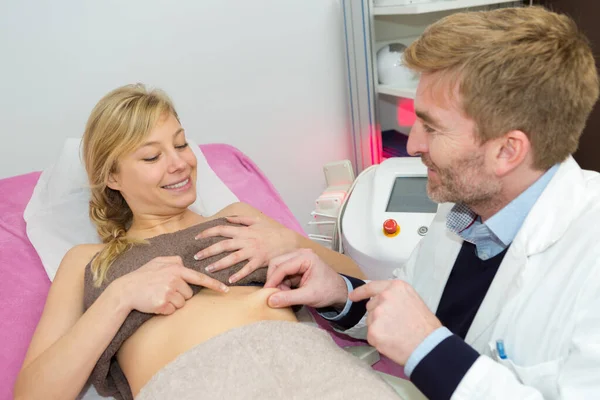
485,164,559,245
447,164,559,245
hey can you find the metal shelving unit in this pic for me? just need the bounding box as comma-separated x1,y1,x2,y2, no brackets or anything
374,0,519,15
342,0,522,172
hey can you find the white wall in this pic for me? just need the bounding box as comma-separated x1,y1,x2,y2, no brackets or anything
0,0,353,227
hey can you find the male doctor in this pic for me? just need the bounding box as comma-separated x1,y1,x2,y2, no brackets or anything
265,6,600,400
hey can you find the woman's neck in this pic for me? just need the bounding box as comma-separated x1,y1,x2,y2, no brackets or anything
127,209,206,240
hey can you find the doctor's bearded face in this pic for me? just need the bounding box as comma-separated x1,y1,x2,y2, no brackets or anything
108,113,198,215
407,72,501,206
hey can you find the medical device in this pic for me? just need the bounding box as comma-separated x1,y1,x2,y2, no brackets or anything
341,157,438,280
308,160,354,249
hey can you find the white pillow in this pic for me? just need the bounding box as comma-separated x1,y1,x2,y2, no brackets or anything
24,137,238,281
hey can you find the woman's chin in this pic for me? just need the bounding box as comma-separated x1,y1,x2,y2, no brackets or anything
165,191,197,210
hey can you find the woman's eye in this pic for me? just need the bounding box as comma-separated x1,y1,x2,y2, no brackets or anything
143,155,159,162
175,142,189,150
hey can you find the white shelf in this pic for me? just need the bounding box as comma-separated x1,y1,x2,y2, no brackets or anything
374,0,518,16
377,84,417,99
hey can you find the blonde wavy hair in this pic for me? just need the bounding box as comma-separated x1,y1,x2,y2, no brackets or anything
82,84,179,286
403,6,599,170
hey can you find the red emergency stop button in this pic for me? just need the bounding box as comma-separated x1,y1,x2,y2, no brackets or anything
383,219,400,237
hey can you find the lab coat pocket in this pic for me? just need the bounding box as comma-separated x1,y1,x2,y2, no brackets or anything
497,357,562,398
488,341,561,397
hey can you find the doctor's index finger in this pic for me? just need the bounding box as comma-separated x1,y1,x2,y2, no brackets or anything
266,251,302,281
348,281,392,302
264,255,308,288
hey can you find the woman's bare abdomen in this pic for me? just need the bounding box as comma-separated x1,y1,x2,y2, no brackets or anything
117,286,298,396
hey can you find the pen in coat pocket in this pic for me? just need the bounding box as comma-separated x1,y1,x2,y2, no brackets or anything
496,339,508,359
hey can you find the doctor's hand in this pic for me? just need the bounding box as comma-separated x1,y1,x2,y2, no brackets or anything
194,216,295,284
349,280,442,366
264,249,348,309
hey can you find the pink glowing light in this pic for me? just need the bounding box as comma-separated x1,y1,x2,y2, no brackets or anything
396,98,416,127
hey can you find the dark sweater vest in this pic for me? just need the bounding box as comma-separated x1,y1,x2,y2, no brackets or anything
436,241,509,339
410,240,509,400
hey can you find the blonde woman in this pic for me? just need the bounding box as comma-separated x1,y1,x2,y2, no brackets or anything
13,85,397,400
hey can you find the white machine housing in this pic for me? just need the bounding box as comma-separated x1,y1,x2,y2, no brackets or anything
341,157,438,280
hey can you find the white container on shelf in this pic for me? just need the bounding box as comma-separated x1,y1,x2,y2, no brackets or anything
376,43,420,88
373,0,440,7
373,0,518,16
374,0,439,6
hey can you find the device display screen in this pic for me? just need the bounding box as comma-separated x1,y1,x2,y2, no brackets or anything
386,177,438,213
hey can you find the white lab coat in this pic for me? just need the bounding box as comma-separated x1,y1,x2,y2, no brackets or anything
345,157,600,399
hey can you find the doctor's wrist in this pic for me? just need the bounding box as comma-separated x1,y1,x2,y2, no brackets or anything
332,274,350,307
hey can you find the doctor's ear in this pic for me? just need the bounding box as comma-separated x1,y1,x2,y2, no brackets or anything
493,130,531,176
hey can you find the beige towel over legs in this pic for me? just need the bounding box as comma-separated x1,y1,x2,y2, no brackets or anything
136,320,402,400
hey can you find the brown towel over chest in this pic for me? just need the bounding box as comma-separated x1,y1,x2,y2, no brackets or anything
83,218,268,400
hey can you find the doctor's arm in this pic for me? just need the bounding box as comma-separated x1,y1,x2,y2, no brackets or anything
446,272,600,400
342,277,600,400
318,238,423,339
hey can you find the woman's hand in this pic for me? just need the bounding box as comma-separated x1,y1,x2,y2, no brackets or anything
194,216,296,284
115,256,229,315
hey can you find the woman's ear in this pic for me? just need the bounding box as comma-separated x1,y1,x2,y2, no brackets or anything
106,173,121,191
493,130,531,177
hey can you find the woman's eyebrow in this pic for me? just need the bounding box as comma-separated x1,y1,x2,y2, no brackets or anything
140,128,185,148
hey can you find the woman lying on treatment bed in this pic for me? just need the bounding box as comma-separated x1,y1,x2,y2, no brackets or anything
13,85,398,400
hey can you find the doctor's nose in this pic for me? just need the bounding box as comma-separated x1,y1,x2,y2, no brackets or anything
406,124,428,157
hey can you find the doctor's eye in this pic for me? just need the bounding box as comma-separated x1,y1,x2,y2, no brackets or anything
423,124,436,134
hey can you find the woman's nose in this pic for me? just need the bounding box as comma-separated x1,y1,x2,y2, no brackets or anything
166,151,187,173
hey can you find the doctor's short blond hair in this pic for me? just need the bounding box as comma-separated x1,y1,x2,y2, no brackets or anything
82,83,179,285
403,6,599,170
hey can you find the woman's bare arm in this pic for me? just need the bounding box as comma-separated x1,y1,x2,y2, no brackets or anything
14,245,131,400
292,234,365,279
217,202,366,279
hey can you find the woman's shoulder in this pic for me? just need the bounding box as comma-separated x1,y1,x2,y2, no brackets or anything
213,202,263,218
52,243,107,286
61,243,106,270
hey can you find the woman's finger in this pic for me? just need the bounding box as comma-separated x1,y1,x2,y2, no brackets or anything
225,215,260,226
228,259,263,284
167,291,186,310
177,266,229,293
194,239,245,261
174,279,194,300
205,248,250,273
158,301,177,316
195,225,246,240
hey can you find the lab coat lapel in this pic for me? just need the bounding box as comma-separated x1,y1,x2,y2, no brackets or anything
464,157,584,349
427,228,463,312
464,242,527,349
